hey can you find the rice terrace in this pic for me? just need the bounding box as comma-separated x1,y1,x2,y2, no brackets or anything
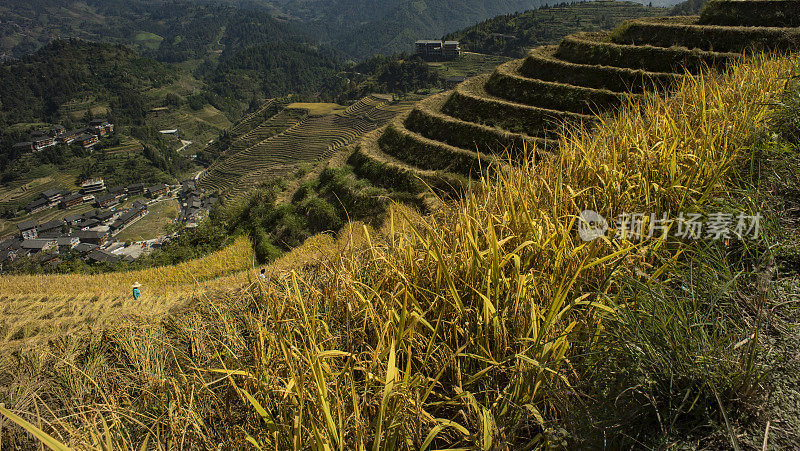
2,0,800,448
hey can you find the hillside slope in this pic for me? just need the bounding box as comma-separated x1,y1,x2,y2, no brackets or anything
345,0,800,204
198,95,413,198
1,34,797,449
445,0,670,57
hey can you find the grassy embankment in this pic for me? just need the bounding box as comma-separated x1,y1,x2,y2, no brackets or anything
1,54,798,448
114,200,179,242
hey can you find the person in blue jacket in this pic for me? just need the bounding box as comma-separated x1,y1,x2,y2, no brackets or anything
132,282,142,300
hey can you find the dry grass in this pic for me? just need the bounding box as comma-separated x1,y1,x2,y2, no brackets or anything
286,102,347,116
0,223,380,350
0,54,795,448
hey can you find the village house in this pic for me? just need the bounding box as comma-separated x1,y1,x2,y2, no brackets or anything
17,220,38,240
86,248,121,265
0,237,21,265
415,40,461,60
37,219,66,238
56,236,80,253
147,184,169,198
445,75,466,88
81,178,106,194
109,185,127,196
36,250,61,266
73,242,97,255
443,41,462,59
41,189,63,207
76,229,110,246
12,142,34,153
64,213,84,226
96,209,114,224
20,238,57,255
58,129,82,145
111,202,148,231
60,192,84,209
89,119,115,136
33,136,56,151
127,183,146,195
96,192,123,208
26,196,51,213
77,134,99,149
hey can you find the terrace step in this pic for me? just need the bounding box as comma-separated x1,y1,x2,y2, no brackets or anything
613,16,800,53
556,31,739,73
379,112,499,180
442,74,596,137
521,46,681,93
350,128,469,197
485,58,637,115
404,91,556,160
229,99,276,136
699,0,800,27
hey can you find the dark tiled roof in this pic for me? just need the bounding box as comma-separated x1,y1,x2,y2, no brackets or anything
87,249,120,264
21,239,54,250
62,193,83,204
38,219,65,231
26,198,49,209
74,243,97,254
56,236,78,246
17,220,38,231
76,230,107,240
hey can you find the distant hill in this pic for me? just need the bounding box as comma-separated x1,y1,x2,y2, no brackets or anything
0,40,201,190
321,0,550,58
208,42,344,102
276,0,687,59
0,0,353,115
444,1,669,58
0,0,309,61
0,39,177,129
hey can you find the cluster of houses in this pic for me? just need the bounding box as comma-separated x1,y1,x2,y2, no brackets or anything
25,178,170,215
1,178,221,271
12,119,115,154
177,180,218,226
414,40,462,60
0,201,149,268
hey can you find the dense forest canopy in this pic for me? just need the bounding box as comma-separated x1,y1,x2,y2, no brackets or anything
0,40,176,128
0,0,687,61
0,40,190,188
444,1,669,58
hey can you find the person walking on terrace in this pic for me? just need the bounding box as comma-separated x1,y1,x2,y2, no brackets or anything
132,282,142,300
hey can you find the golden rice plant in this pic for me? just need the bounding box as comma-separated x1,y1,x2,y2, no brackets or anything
0,236,256,299
0,54,795,449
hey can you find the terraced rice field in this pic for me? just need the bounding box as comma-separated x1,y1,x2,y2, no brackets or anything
0,224,374,349
346,1,800,203
198,95,413,197
229,99,277,136
104,138,144,155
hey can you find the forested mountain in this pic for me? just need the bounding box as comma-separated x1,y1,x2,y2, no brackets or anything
444,1,668,58
1,0,689,62
296,0,547,58
208,42,344,102
0,0,309,61
0,40,176,128
276,0,686,58
0,40,191,186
